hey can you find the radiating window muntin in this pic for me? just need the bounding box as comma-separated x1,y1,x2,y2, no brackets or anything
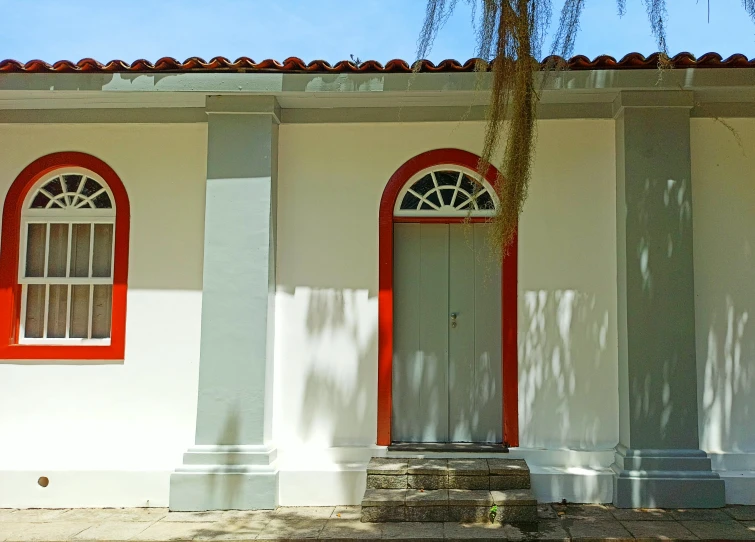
18,168,115,345
394,165,499,217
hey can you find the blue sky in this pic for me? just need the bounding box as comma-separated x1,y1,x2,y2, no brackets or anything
1,0,754,63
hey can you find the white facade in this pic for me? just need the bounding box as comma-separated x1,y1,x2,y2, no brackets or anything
0,63,754,508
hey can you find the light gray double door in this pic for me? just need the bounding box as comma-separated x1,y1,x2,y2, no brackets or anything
392,223,502,443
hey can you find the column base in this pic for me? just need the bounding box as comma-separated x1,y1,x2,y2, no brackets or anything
612,446,725,508
169,445,279,511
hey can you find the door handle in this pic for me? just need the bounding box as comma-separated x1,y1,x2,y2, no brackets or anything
450,312,458,328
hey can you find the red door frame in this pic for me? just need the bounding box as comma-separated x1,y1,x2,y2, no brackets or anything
377,148,519,447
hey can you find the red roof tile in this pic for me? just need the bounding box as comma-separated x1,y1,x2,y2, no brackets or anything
0,53,753,74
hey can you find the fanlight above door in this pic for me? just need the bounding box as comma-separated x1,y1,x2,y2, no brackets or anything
394,167,498,218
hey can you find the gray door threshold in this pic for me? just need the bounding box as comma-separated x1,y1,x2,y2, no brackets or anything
388,442,509,453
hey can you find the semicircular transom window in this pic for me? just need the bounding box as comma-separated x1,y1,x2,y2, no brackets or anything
394,167,498,217
29,173,113,210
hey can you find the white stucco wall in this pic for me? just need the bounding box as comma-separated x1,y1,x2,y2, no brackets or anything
0,123,207,507
274,120,619,457
692,118,755,455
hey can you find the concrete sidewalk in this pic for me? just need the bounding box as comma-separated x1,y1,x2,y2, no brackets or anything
1,504,754,541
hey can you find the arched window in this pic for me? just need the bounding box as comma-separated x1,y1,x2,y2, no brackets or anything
0,153,130,360
394,166,498,217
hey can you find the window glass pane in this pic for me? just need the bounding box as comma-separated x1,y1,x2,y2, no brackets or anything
411,174,434,195
46,284,68,339
91,285,112,339
69,224,91,277
47,223,69,278
92,224,113,278
434,171,459,186
92,192,113,209
400,192,420,210
24,284,45,338
69,285,90,339
25,223,46,278
31,192,50,209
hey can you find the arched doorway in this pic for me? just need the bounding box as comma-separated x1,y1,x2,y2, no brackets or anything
377,149,518,446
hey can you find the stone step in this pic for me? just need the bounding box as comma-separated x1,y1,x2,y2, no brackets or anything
360,488,538,523
365,457,530,490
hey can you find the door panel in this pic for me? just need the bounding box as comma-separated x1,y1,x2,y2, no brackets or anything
393,224,449,443
472,224,502,442
393,223,501,443
448,225,477,441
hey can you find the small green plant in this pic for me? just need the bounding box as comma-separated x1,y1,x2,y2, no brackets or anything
489,504,498,523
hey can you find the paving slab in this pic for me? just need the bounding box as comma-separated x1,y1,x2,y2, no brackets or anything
406,490,448,507
408,459,448,475
257,518,328,539
161,512,234,523
670,509,731,522
381,521,444,540
0,522,93,542
332,506,362,520
610,508,674,522
562,519,633,541
363,490,406,507
486,459,528,475
272,507,335,520
368,458,409,475
361,506,406,523
620,520,698,540
0,510,69,523
538,504,558,519
368,474,408,490
60,508,168,523
500,519,570,541
319,519,382,539
680,520,755,540
725,506,755,521
72,521,154,541
132,522,221,541
490,489,536,506
194,513,274,541
447,460,489,476
408,475,448,490
447,507,492,523
553,504,616,521
406,507,449,523
443,521,509,539
448,476,490,490
448,490,493,506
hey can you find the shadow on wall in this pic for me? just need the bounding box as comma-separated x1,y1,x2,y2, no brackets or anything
701,295,754,452
623,175,699,449
519,290,612,449
299,288,377,445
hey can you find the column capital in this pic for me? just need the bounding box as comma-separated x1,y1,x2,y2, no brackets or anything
612,90,694,117
206,95,281,123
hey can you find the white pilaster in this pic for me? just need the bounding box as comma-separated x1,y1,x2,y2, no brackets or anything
169,96,280,511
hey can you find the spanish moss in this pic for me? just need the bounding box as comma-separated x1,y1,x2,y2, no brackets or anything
418,0,755,252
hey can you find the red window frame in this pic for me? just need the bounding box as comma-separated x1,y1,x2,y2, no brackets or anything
0,152,130,360
377,148,519,447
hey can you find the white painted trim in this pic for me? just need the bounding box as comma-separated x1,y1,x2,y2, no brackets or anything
18,168,117,343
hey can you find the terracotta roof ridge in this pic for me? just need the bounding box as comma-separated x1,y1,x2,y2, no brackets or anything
1,52,753,74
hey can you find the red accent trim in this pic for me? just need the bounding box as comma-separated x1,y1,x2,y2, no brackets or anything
0,152,130,360
377,148,518,447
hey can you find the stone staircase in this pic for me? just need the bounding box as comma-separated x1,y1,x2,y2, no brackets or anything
360,457,537,523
